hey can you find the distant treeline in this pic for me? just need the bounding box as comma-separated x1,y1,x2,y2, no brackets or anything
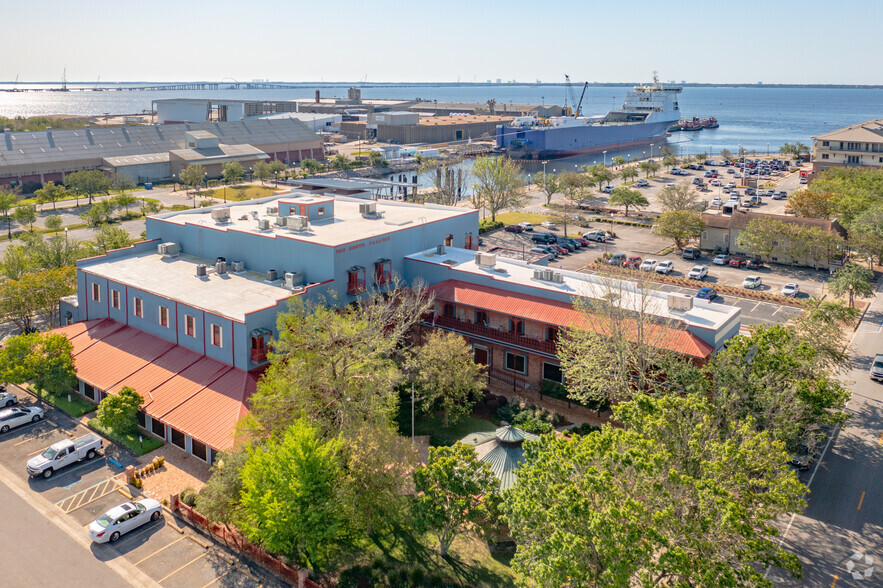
0,116,92,132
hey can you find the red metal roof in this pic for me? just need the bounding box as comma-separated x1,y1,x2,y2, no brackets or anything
428,280,713,359
49,320,253,451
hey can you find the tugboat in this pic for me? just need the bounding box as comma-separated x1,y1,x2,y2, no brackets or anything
679,116,702,131
701,116,719,128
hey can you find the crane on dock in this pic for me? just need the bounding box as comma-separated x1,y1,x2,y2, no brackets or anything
564,75,589,117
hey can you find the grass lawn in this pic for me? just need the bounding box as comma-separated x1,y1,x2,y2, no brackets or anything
414,414,497,447
204,185,280,202
494,211,556,226
87,419,164,455
30,387,96,418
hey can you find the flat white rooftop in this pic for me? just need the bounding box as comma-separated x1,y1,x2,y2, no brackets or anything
406,247,740,332
153,192,476,248
82,252,296,321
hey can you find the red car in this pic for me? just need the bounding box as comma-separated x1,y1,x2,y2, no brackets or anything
504,224,524,233
623,255,642,269
729,256,746,267
575,238,590,247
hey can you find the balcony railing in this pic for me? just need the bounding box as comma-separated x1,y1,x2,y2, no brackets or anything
430,315,557,356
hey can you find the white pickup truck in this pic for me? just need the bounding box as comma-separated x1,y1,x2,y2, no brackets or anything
27,433,103,478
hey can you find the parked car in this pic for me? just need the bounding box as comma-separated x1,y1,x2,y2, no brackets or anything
688,265,708,280
636,179,649,187
781,283,800,297
682,247,701,260
692,177,704,185
710,179,721,186
695,287,718,300
788,449,813,471
27,433,103,478
535,245,558,258
713,254,731,265
0,405,43,434
583,230,607,242
504,224,524,233
799,177,807,184
776,190,788,199
601,185,614,194
575,238,590,247
710,197,722,207
655,260,675,274
518,222,533,231
742,275,763,289
557,240,575,252
747,258,764,269
531,233,557,244
639,259,658,272
870,353,883,382
541,221,557,229
729,256,746,268
88,499,163,544
623,255,642,269
0,388,17,407
528,247,550,258
607,252,626,266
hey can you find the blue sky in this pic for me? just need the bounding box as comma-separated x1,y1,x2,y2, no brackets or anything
6,0,882,84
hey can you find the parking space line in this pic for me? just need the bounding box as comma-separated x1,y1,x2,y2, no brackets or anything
134,535,188,566
111,519,160,546
157,551,208,584
46,457,105,481
200,568,233,588
56,477,121,513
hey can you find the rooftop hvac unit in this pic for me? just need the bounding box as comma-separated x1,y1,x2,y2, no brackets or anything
257,219,270,231
266,269,278,281
436,244,446,255
266,206,279,215
215,260,227,274
667,292,694,311
359,202,378,216
211,207,231,222
284,271,304,289
157,242,180,257
231,261,245,273
551,272,564,283
274,216,285,226
196,264,207,277
285,215,309,231
475,252,497,267
533,269,545,280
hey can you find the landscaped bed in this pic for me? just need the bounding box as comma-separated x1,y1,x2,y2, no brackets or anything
28,386,96,418
87,419,164,455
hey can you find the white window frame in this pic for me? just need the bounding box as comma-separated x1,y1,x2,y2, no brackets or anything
504,351,527,374
91,283,100,302
184,315,196,337
134,297,143,318
111,289,120,310
211,324,223,348
158,306,169,328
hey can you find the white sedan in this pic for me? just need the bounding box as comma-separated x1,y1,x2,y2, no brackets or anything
688,265,708,280
655,260,675,274
781,283,800,297
639,259,658,272
88,499,163,543
742,275,763,289
0,388,17,407
0,406,44,434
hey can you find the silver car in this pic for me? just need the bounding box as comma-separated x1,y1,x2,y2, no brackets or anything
0,389,17,407
88,499,163,543
870,354,883,382
0,406,44,434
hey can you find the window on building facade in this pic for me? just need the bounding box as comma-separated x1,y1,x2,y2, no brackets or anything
443,303,456,318
111,289,120,309
546,326,558,342
91,283,100,302
170,427,185,449
347,266,366,295
821,153,828,159
822,141,829,147
445,234,453,246
543,362,564,383
134,297,143,318
505,351,527,374
159,306,169,328
509,319,524,335
473,344,489,365
373,258,392,285
317,206,325,217
465,234,473,249
475,310,489,327
211,324,223,347
185,315,196,337
191,439,208,461
151,418,165,439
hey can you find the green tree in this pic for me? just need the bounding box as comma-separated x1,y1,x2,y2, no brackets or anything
828,263,874,307
719,148,732,161
111,191,137,215
178,164,206,195
658,182,700,211
80,200,114,228
0,332,77,395
328,154,351,172
471,155,527,222
405,331,486,427
784,190,837,218
0,266,76,331
532,171,561,205
0,185,20,238
554,170,590,237
367,150,384,167
808,167,883,225
93,224,133,253
267,159,287,184
44,214,62,235
195,447,249,525
299,158,322,175
611,155,627,167
619,165,639,184
695,151,707,162
34,181,68,211
504,395,805,586
109,172,136,195
737,218,844,266
65,169,111,206
221,161,245,185
96,387,143,435
237,419,343,568
585,163,614,190
140,199,164,217
12,204,36,232
656,210,705,249
413,443,499,557
662,155,678,170
608,187,648,216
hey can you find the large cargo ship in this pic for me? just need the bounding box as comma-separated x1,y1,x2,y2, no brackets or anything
496,76,682,159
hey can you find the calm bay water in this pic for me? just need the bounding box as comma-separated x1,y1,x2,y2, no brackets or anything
1,82,881,167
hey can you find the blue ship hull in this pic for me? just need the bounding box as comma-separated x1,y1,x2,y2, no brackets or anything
496,120,674,160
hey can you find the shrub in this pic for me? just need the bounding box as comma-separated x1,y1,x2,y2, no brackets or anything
478,219,504,233
128,476,136,486
152,455,165,469
540,380,568,400
162,498,169,506
179,486,198,507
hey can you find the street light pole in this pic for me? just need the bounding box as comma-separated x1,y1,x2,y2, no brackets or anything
602,150,607,167
650,143,654,160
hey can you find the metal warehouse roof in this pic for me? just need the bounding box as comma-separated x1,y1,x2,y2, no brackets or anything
0,118,319,169
169,143,268,163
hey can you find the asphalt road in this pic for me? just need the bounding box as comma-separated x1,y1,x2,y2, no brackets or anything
767,281,883,586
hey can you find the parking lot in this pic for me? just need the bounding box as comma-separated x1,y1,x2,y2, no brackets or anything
0,389,281,588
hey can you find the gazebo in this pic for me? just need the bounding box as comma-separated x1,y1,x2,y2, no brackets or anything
459,424,539,491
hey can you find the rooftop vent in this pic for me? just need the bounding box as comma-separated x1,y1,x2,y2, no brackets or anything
667,292,694,311
475,252,497,267
196,264,207,277
436,244,446,255
157,242,180,257
211,207,231,223
266,269,278,281
215,260,227,274
251,210,259,219
231,261,245,273
257,218,270,231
